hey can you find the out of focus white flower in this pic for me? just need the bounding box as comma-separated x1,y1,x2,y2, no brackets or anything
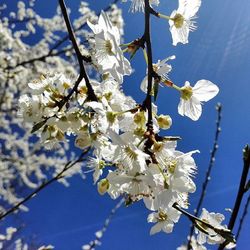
160,0,201,45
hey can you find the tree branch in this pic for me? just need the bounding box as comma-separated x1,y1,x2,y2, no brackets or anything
142,0,158,164
5,47,74,70
234,194,250,245
83,198,124,250
58,0,98,108
0,149,89,221
218,145,250,249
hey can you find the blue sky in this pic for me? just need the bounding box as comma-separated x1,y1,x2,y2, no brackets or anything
3,0,250,249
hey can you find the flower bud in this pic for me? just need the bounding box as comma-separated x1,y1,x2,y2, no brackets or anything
97,179,109,195
75,132,91,148
157,115,172,130
134,111,146,127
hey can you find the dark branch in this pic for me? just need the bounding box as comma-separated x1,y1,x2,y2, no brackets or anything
0,149,89,221
142,0,158,164
218,145,250,249
234,194,250,244
58,0,97,109
143,0,153,129
5,47,74,70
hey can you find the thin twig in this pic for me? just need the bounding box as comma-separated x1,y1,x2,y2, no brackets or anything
218,145,250,249
5,47,74,70
0,149,89,221
8,17,35,25
187,103,222,249
84,198,124,250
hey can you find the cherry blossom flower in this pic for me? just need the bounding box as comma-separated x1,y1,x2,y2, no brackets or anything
196,208,234,247
147,191,181,235
177,80,219,121
177,236,207,250
167,0,202,45
140,56,175,95
88,11,132,83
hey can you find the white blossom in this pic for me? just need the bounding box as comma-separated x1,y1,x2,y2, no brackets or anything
178,80,219,121
88,11,132,83
169,0,201,45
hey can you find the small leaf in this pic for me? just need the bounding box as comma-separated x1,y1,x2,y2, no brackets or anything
153,82,159,102
31,120,47,133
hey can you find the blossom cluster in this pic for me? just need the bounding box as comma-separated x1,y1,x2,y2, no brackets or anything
0,0,236,249
17,2,234,249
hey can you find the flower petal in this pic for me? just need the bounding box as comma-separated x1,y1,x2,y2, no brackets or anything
193,80,219,102
178,98,202,121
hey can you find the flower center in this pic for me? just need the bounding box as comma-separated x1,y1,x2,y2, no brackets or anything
181,86,193,100
157,210,168,222
168,160,177,174
125,146,138,160
173,13,185,28
105,40,113,55
106,111,117,124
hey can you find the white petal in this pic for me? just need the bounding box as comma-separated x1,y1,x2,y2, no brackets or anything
184,0,201,18
150,223,162,235
193,80,219,102
178,98,202,121
162,222,174,233
147,212,157,223
140,76,148,93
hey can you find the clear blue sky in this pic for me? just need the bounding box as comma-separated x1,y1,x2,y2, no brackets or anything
4,0,250,249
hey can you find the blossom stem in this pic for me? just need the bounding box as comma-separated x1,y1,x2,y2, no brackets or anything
172,84,182,92
158,13,172,21
156,164,168,187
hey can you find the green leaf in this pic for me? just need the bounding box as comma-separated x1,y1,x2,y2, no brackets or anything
31,120,47,133
153,82,159,102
